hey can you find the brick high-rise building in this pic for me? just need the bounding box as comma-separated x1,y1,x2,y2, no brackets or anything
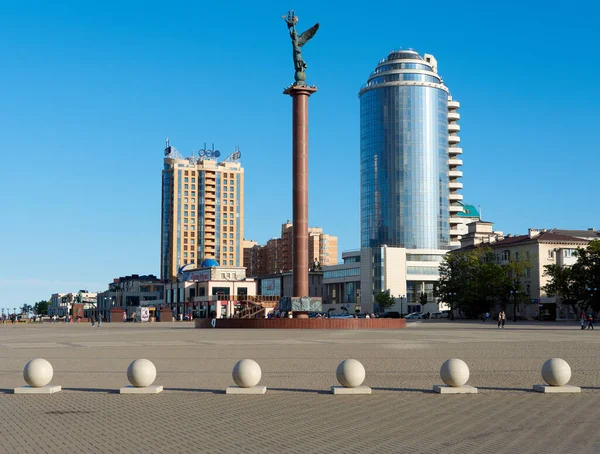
161,140,244,281
244,222,338,276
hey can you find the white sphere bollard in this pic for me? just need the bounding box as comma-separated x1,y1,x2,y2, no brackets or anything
232,359,262,388
541,358,571,386
440,358,470,387
23,358,54,388
127,359,157,388
336,359,366,388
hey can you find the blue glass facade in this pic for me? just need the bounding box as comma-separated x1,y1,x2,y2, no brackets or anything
160,167,172,280
359,50,450,250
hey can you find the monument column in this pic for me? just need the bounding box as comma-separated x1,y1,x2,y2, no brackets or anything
284,85,317,297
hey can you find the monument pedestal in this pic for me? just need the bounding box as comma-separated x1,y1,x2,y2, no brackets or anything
331,386,371,395
14,385,61,394
226,386,267,395
533,384,581,393
120,385,163,394
433,385,478,394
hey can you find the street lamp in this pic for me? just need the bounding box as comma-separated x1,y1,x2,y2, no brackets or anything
510,290,519,322
399,295,406,318
449,293,456,320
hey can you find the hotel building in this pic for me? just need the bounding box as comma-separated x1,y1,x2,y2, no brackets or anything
161,140,244,281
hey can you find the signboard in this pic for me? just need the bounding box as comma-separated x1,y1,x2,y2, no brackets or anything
278,296,322,312
182,270,211,282
136,307,150,322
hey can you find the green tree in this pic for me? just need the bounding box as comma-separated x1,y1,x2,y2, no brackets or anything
503,256,531,322
435,246,509,318
543,240,600,312
33,301,50,315
20,304,33,315
374,290,396,313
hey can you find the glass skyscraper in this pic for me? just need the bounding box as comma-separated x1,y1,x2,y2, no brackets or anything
359,50,453,250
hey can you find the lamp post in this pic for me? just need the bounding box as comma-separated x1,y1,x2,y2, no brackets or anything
399,295,406,318
510,290,519,322
449,293,456,320
587,287,597,312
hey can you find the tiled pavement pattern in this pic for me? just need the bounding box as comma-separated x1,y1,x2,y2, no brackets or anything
1,321,599,453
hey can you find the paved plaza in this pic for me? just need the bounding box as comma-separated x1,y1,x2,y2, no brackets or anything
1,321,599,453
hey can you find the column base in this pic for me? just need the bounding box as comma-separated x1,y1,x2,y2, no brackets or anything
433,384,478,394
120,385,163,394
533,384,581,393
226,386,267,395
14,385,61,394
331,386,372,395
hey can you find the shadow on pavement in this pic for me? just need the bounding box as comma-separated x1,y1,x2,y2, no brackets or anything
164,387,224,394
268,387,330,395
0,388,14,394
477,386,533,393
62,387,119,394
372,387,433,394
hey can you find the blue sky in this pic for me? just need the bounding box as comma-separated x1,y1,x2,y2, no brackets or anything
1,0,598,309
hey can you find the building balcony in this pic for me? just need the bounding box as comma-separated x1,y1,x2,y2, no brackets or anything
448,135,461,144
450,240,461,248
449,205,463,213
448,100,460,110
449,182,463,190
449,193,463,201
448,124,460,133
449,217,461,224
449,170,463,178
448,112,460,121
450,229,461,236
448,158,463,166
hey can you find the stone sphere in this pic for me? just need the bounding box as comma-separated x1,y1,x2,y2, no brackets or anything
23,358,54,388
336,359,366,388
440,358,470,387
541,358,571,386
127,359,157,387
232,359,262,388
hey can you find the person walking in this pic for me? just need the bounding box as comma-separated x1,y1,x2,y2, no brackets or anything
587,314,594,330
91,315,95,328
501,311,506,328
485,312,490,323
497,312,502,328
210,309,217,328
581,315,586,330
98,313,102,328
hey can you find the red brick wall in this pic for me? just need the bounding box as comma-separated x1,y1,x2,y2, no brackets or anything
194,318,405,329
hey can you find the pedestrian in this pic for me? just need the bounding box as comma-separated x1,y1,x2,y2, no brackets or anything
580,315,586,330
501,311,506,328
210,309,217,328
98,313,102,328
588,314,594,330
485,312,490,323
91,315,95,328
497,312,502,328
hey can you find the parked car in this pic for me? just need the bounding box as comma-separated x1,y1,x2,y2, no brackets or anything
405,312,424,319
430,312,443,319
382,311,401,319
440,311,450,318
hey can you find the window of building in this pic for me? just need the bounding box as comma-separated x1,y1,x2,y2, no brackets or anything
184,177,189,182
184,252,188,258
184,211,188,216
184,184,188,189
230,220,234,225
230,213,234,218
525,251,530,260
191,212,195,217
229,193,234,198
563,249,576,258
191,178,195,183
184,191,188,196
515,252,520,260
548,250,554,259
501,250,510,261
229,254,234,259
191,185,196,190
230,247,233,252
190,239,195,244
223,233,227,238
184,239,188,244
191,191,195,197
184,219,188,224
229,260,233,265
525,268,531,278
191,198,195,203
191,218,195,223
184,245,188,250
184,205,188,210
229,233,233,238
191,226,195,230
526,284,531,295
230,187,234,192
184,232,188,237
230,240,234,245
184,225,188,230
184,198,188,203
191,252,195,258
